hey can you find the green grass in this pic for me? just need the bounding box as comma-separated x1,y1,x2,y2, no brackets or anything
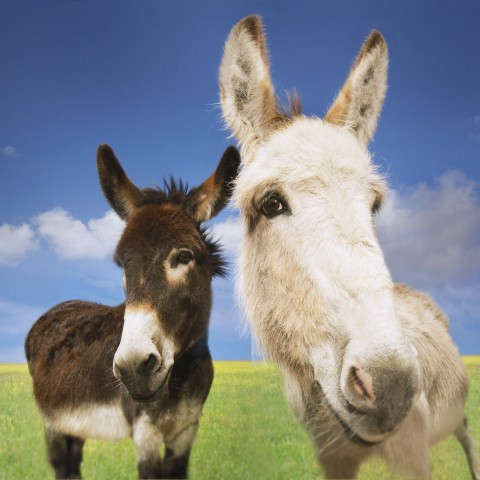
0,359,478,479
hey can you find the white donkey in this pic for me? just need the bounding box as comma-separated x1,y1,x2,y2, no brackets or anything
219,15,480,479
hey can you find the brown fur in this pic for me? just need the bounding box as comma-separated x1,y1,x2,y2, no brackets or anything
25,144,241,479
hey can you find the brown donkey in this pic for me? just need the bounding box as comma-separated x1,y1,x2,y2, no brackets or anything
25,144,240,479
219,15,480,479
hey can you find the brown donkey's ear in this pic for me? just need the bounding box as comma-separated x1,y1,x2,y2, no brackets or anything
324,31,388,147
187,146,241,222
97,144,143,220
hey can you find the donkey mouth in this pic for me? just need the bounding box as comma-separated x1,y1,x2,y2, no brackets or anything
314,380,381,448
332,410,381,448
131,365,173,403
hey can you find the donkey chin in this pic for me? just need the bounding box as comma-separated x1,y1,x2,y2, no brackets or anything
311,341,422,445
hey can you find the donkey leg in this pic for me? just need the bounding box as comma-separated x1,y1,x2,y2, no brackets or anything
45,428,84,479
455,417,480,480
133,415,163,479
137,457,162,480
163,421,199,479
65,436,85,479
319,451,365,480
45,428,70,479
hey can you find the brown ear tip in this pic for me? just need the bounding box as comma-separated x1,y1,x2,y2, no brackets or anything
237,14,263,39
97,143,114,157
225,145,241,159
366,30,387,50
222,146,241,171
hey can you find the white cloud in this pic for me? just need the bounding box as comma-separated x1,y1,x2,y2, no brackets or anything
211,216,243,255
1,145,19,157
0,223,39,266
376,170,480,288
34,208,125,260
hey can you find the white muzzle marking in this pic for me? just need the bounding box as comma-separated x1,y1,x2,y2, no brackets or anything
113,306,175,382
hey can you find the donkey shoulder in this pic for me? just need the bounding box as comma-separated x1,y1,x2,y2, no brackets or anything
393,282,468,414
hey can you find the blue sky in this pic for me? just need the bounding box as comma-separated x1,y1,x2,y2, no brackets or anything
1,0,479,362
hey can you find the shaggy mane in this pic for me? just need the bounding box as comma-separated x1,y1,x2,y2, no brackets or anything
137,176,190,207
269,90,303,129
284,90,302,118
201,227,228,279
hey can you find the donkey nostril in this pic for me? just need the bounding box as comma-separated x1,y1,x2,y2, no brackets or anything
349,366,376,402
140,353,162,375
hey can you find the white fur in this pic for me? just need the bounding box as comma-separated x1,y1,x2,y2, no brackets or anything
45,404,131,441
132,413,164,464
132,401,202,462
235,119,410,372
114,307,174,366
162,400,202,455
220,15,479,479
115,307,161,360
113,306,175,392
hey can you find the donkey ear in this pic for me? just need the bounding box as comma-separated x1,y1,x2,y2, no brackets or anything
187,146,241,222
219,15,281,158
324,31,388,147
97,144,143,220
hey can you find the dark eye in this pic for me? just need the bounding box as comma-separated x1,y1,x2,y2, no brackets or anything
177,249,194,265
261,194,289,218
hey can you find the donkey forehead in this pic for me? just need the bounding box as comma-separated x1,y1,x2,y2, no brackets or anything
118,204,204,255
236,117,374,200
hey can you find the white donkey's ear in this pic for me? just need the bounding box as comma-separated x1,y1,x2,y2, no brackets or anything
325,31,388,147
219,15,281,158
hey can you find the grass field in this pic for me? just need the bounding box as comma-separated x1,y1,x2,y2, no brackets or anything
0,358,478,479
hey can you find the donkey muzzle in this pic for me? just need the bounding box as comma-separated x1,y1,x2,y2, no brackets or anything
340,347,421,438
113,351,167,401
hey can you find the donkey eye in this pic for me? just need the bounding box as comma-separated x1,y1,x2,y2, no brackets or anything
261,194,289,218
177,250,194,265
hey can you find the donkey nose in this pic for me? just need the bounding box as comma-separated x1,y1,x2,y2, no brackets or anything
342,355,420,434
114,352,162,379
343,361,415,409
138,353,162,376
113,351,163,398
347,365,376,404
